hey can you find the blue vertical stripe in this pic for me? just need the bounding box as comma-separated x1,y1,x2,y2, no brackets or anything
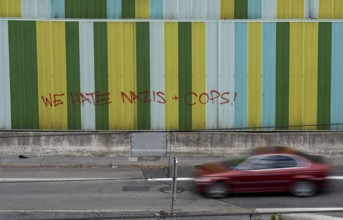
150,0,163,18
262,23,276,129
331,23,343,130
107,0,122,18
248,0,262,19
51,0,65,18
234,23,248,129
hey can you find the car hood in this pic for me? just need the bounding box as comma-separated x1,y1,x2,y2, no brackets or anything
194,161,231,176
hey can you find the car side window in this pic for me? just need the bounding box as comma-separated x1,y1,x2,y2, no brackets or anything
249,156,277,170
272,155,297,168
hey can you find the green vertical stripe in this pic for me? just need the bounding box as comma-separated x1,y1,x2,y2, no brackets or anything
81,0,107,18
8,21,39,129
65,0,80,18
66,22,81,130
122,0,135,18
235,0,248,18
136,22,151,130
317,22,332,130
65,0,107,18
94,22,109,130
276,22,290,129
93,0,107,18
178,22,192,130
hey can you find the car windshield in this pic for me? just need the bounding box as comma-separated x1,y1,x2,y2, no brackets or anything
234,157,260,170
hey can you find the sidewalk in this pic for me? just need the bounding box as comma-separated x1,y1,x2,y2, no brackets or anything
0,155,342,171
0,155,225,169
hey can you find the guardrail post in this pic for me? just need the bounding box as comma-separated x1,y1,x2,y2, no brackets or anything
170,156,178,215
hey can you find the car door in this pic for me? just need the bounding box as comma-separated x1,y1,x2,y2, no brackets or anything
232,155,298,192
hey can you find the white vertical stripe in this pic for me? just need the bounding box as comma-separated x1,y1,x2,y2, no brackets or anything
218,22,234,129
79,22,95,131
150,22,165,130
206,22,218,129
262,0,276,19
0,21,11,129
179,0,192,19
164,0,178,19
309,0,319,19
22,0,37,18
304,0,310,18
206,0,220,19
36,0,51,18
192,0,206,19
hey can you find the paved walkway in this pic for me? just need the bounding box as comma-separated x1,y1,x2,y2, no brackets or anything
0,155,342,170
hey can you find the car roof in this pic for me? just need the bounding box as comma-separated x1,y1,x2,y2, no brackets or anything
249,146,323,163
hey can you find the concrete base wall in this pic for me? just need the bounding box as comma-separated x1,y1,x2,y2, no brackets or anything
0,131,342,160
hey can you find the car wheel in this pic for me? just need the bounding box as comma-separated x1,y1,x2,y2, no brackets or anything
291,181,317,197
205,182,230,198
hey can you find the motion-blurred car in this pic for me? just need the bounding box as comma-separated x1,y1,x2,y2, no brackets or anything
193,146,330,198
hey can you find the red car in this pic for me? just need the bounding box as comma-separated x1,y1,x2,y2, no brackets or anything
193,146,330,198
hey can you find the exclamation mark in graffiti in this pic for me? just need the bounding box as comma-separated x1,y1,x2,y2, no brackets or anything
231,92,237,105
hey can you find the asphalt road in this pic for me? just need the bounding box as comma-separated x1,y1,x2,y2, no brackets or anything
0,167,342,219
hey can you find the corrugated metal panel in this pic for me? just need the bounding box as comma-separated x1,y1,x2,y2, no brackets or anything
248,22,262,128
178,0,192,19
51,0,64,18
0,20,11,129
135,0,150,19
164,22,178,130
262,23,276,129
79,21,96,130
150,22,165,129
1,0,331,19
277,0,306,19
22,0,50,18
310,0,319,18
2,20,343,131
107,0,121,19
218,22,234,129
318,0,343,19
36,21,67,129
150,0,163,18
0,0,21,17
8,21,39,129
234,23,248,129
206,0,220,19
331,23,343,130
248,0,262,19
262,0,276,19
206,22,218,129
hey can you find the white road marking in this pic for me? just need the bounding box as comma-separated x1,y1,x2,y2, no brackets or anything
255,208,343,213
148,177,195,181
327,176,343,180
0,176,342,183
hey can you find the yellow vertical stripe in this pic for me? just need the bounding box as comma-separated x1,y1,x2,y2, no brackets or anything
164,22,178,130
192,23,206,130
220,0,234,19
0,0,21,17
108,23,137,129
277,0,288,18
333,0,343,18
248,23,262,128
290,0,304,18
135,0,149,18
277,0,304,18
37,21,67,129
108,23,123,129
123,23,137,129
289,23,304,129
303,23,318,130
319,0,333,18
